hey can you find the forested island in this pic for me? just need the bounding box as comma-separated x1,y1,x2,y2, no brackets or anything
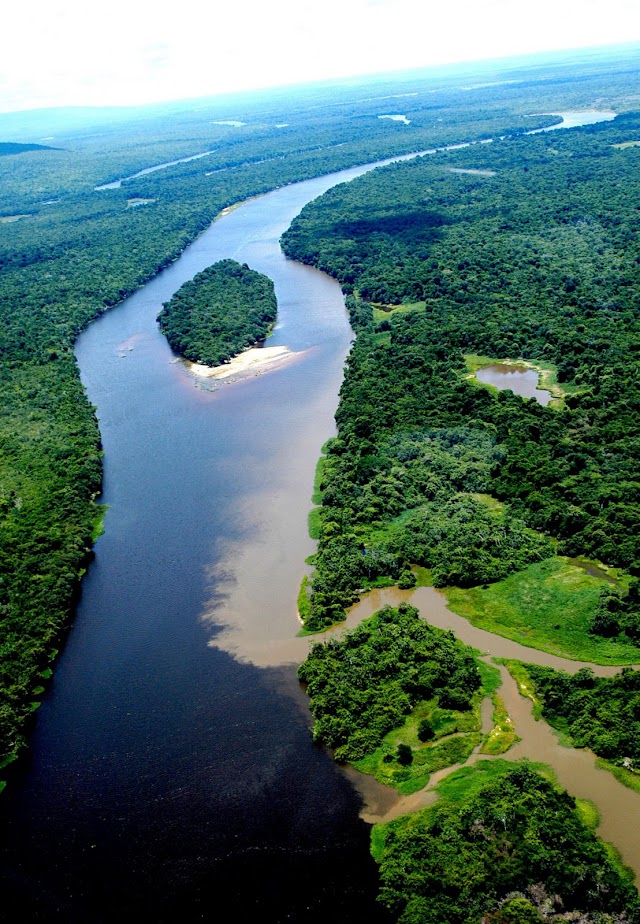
158,259,277,366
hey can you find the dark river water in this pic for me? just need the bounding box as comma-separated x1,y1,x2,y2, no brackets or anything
0,162,405,923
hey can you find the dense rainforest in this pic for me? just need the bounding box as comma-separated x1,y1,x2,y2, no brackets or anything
282,109,640,636
374,761,640,924
158,259,277,365
3,52,608,775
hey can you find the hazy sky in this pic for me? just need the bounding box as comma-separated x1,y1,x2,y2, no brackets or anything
2,0,639,112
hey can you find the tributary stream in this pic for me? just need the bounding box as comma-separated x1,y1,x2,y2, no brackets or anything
1,111,632,921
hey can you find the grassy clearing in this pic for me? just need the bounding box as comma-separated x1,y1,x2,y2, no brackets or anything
352,694,483,795
372,301,425,323
445,556,638,665
412,565,433,587
575,798,600,830
481,693,520,755
433,757,556,805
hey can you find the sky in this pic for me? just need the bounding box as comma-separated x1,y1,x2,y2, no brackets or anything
2,0,639,113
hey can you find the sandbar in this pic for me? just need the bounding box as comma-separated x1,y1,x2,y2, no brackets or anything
184,345,297,381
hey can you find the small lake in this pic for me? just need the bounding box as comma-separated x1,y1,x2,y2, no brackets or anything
528,110,617,134
476,363,552,406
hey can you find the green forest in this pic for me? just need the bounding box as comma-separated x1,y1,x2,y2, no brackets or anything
158,259,277,365
282,110,640,641
374,760,640,924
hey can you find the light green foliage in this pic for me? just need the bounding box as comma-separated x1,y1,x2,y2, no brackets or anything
446,558,638,664
481,694,519,755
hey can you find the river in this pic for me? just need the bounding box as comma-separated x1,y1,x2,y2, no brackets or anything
0,110,631,921
1,162,403,923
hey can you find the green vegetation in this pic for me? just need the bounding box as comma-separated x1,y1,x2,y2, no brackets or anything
481,693,520,755
297,575,312,621
2,68,571,773
445,557,639,664
517,661,640,776
158,259,277,366
373,761,640,924
298,603,481,763
502,659,543,719
282,109,640,650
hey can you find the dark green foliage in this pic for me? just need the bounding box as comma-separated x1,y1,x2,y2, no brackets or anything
158,259,277,365
590,581,640,641
417,719,435,742
396,743,413,765
524,663,640,766
3,76,552,770
297,602,481,761
0,51,638,773
377,762,640,924
386,494,553,588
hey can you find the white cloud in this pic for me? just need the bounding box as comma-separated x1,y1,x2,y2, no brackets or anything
1,0,639,112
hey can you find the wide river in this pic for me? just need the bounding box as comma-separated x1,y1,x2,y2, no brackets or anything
2,111,634,921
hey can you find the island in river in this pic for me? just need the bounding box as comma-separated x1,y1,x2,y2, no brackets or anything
158,258,278,367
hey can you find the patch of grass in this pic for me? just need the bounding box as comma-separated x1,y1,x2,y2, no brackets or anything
412,565,433,587
91,504,108,542
353,694,483,795
501,660,543,719
297,575,312,621
370,823,387,863
311,452,328,505
445,556,638,665
307,507,322,540
433,757,555,805
575,798,600,831
476,659,501,696
480,693,519,755
372,301,425,323
596,758,640,794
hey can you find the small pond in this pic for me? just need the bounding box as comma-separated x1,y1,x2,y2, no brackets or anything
475,363,552,406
